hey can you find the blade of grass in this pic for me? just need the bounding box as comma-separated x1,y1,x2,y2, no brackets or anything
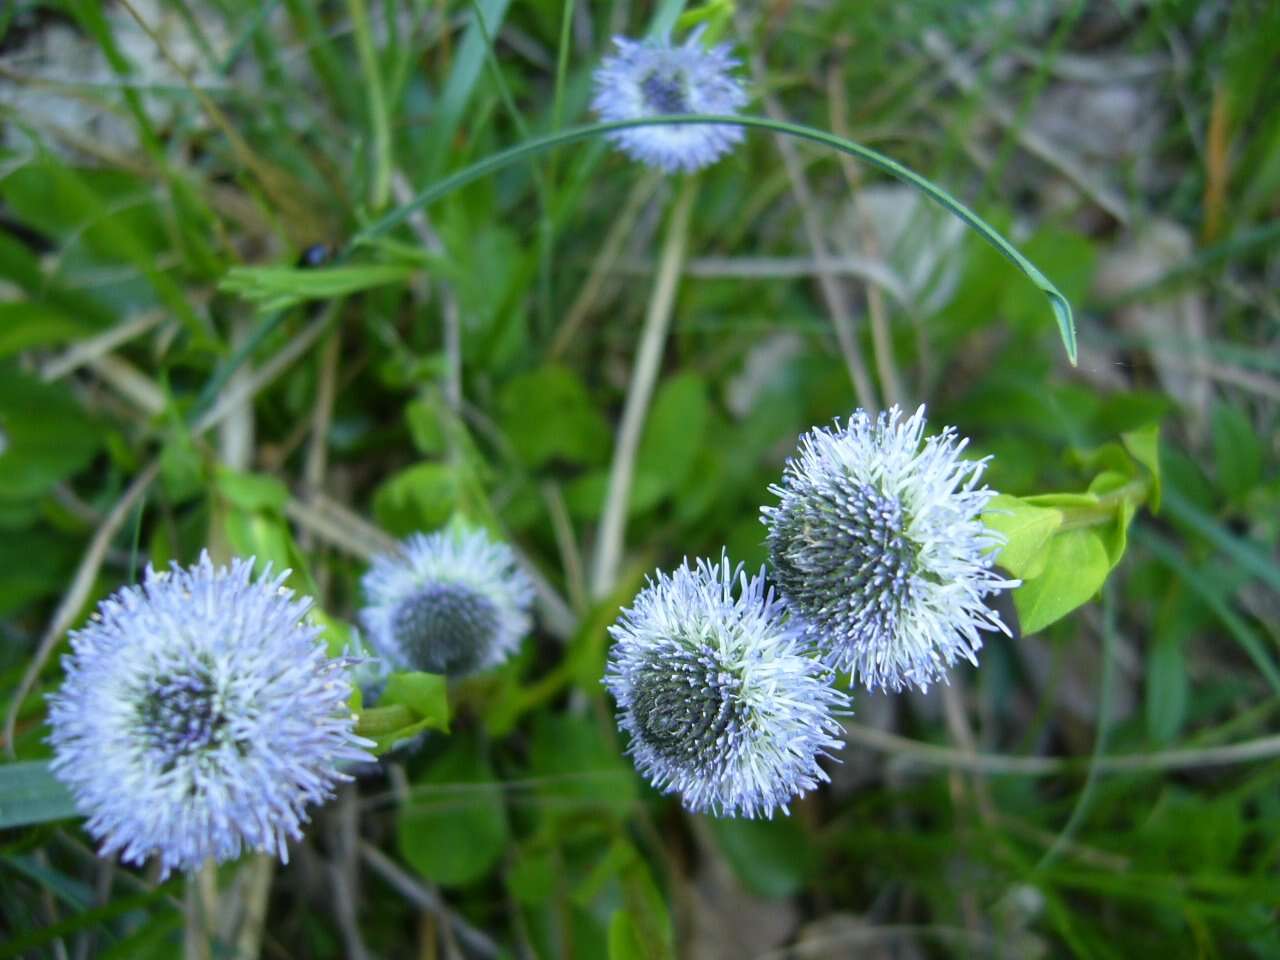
354,114,1078,363
1136,527,1280,696
346,0,392,210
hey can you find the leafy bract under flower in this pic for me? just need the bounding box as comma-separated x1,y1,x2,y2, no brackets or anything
592,28,748,173
47,554,372,878
763,405,1018,693
605,555,847,818
360,528,534,677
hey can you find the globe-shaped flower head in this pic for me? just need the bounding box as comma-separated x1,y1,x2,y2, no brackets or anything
592,27,749,173
360,528,534,677
762,405,1018,693
47,554,373,878
605,555,848,818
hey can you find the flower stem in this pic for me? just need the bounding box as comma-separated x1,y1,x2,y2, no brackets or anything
590,178,697,598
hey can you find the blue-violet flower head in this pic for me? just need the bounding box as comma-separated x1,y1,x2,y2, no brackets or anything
360,528,534,677
592,28,748,173
762,404,1018,693
47,554,373,878
605,555,848,818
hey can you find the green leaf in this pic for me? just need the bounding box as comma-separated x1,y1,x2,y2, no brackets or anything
218,263,415,312
363,672,450,753
396,736,508,887
381,672,450,733
528,714,636,822
214,467,289,512
1210,402,1261,503
497,365,611,469
707,816,815,899
1014,528,1112,634
1121,423,1163,511
983,494,1063,580
0,365,100,499
0,302,95,356
372,462,458,535
634,372,710,510
610,854,674,960
0,761,79,829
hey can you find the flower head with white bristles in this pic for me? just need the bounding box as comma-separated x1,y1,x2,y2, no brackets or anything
762,405,1017,693
47,554,373,878
360,528,534,677
605,555,847,818
592,28,748,173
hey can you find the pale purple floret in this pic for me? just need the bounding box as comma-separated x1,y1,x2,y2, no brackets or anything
605,555,848,818
47,553,373,878
762,405,1019,693
591,28,749,173
359,528,534,677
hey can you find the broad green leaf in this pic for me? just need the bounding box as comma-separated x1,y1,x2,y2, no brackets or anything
633,372,710,510
497,365,611,469
528,714,636,822
0,365,100,499
708,816,815,899
983,494,1063,580
0,302,95,356
396,736,508,887
372,462,458,535
1014,528,1112,634
0,761,79,829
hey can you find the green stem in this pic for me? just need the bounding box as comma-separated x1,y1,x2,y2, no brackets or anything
354,704,416,736
351,114,1077,364
1056,479,1150,532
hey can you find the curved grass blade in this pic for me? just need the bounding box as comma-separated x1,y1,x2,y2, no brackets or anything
353,114,1078,363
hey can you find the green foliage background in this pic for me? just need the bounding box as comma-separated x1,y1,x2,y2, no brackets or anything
1,0,1278,956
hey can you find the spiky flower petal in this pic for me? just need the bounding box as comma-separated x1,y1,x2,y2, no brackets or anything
592,28,748,173
47,554,373,878
762,405,1017,692
605,555,847,818
360,528,534,677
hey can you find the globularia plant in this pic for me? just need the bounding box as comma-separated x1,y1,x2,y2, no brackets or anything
592,26,748,172
762,405,1017,693
360,527,534,677
605,555,848,818
47,554,372,878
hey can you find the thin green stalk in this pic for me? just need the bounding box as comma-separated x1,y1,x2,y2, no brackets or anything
1055,479,1150,532
346,0,392,211
353,114,1077,363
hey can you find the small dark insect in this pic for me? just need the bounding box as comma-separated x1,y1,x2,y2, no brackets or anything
296,243,336,268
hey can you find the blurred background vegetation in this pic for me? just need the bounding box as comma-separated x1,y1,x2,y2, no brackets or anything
1,0,1278,956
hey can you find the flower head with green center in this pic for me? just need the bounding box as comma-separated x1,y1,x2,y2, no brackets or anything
47,554,373,878
605,555,848,818
592,27,748,173
360,528,534,677
762,405,1017,692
